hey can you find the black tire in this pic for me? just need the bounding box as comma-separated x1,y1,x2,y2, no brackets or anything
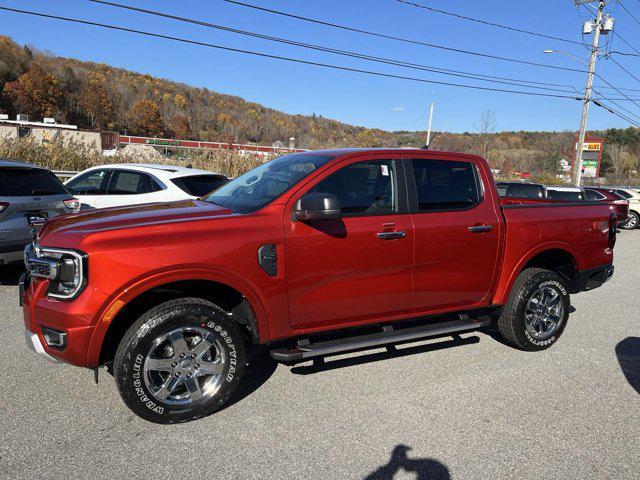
621,210,639,230
114,297,246,424
497,268,570,351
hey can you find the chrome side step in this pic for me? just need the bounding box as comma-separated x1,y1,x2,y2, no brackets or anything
270,316,490,363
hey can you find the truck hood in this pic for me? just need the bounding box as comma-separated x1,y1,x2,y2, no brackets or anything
37,200,234,246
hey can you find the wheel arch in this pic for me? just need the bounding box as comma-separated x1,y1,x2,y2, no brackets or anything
493,244,580,305
87,269,270,367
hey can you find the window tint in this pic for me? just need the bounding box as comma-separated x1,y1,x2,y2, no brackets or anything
0,167,68,196
171,175,228,197
614,189,632,199
66,169,110,195
204,153,335,214
310,160,397,216
498,183,545,199
547,190,584,201
585,189,604,201
411,159,479,211
107,171,160,195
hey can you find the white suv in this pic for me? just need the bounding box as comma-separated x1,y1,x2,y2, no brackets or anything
607,187,640,229
65,164,228,209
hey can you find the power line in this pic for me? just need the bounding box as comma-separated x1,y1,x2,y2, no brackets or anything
0,6,586,101
86,0,579,94
593,98,640,127
395,0,583,45
592,88,640,122
222,0,587,73
609,56,640,85
618,1,640,27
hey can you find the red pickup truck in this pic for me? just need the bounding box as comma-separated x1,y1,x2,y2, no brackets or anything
21,149,616,423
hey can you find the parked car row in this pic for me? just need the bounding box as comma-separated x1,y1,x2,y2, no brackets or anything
0,158,228,265
497,181,639,229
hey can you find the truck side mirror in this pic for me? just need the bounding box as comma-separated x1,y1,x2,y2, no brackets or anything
293,192,341,221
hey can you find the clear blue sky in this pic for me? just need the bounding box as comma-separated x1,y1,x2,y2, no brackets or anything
2,0,640,133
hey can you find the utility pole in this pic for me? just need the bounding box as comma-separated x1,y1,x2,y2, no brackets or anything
572,0,605,186
425,101,435,148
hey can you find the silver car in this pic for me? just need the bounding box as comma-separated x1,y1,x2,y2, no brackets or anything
0,159,79,265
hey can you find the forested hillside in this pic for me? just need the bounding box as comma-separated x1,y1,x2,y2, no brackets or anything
2,35,640,178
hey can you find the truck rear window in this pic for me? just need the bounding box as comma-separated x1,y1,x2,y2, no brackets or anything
0,167,68,196
171,175,228,197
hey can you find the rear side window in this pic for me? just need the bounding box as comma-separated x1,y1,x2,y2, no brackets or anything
310,160,397,216
410,159,480,211
171,175,228,197
0,167,67,196
107,171,161,195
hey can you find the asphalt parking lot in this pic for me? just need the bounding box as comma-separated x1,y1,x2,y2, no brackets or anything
1,233,639,480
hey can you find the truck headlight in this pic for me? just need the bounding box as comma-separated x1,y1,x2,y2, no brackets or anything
25,244,87,300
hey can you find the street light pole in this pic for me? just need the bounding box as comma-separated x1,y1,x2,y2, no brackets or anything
572,0,605,186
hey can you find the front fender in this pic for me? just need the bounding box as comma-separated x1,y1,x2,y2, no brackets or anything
85,266,271,367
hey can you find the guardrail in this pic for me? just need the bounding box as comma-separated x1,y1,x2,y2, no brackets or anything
53,170,78,182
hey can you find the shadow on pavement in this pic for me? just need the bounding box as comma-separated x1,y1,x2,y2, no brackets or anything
364,445,450,480
219,345,278,411
616,337,640,395
291,335,480,375
0,263,24,286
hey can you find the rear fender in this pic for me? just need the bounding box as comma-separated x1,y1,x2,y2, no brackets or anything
491,242,577,306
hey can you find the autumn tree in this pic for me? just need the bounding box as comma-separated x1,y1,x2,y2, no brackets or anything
475,109,498,158
4,64,66,119
127,99,165,137
78,71,113,129
171,114,192,139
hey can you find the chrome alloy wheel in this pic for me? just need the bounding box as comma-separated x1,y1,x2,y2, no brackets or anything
525,286,565,340
143,327,227,405
626,212,639,229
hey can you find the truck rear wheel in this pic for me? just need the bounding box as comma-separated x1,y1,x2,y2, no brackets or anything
114,297,246,424
497,268,570,351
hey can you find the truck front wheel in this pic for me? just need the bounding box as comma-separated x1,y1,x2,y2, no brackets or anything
114,298,246,424
497,268,570,351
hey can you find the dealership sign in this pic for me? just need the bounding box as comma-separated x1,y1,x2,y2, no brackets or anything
573,138,604,178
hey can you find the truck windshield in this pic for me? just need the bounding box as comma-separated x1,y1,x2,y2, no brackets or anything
202,153,335,213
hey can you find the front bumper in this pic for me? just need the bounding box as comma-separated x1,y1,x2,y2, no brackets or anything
577,264,614,292
24,328,62,363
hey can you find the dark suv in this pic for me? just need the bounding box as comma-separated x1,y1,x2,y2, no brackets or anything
0,159,79,265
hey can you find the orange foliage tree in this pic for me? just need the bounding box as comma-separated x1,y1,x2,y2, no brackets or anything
78,71,113,129
127,99,165,137
4,64,66,119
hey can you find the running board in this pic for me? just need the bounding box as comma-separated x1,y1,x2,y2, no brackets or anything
270,316,490,363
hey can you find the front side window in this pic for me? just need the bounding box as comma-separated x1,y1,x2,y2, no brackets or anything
585,189,604,201
66,169,111,195
309,160,397,216
203,153,336,214
410,159,480,211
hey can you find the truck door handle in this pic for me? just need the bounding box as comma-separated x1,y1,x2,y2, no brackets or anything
468,225,493,233
377,231,406,239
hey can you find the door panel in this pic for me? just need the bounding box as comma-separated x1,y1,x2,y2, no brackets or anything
285,157,413,330
408,157,501,313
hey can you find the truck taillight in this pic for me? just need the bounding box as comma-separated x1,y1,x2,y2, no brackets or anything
609,213,617,249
